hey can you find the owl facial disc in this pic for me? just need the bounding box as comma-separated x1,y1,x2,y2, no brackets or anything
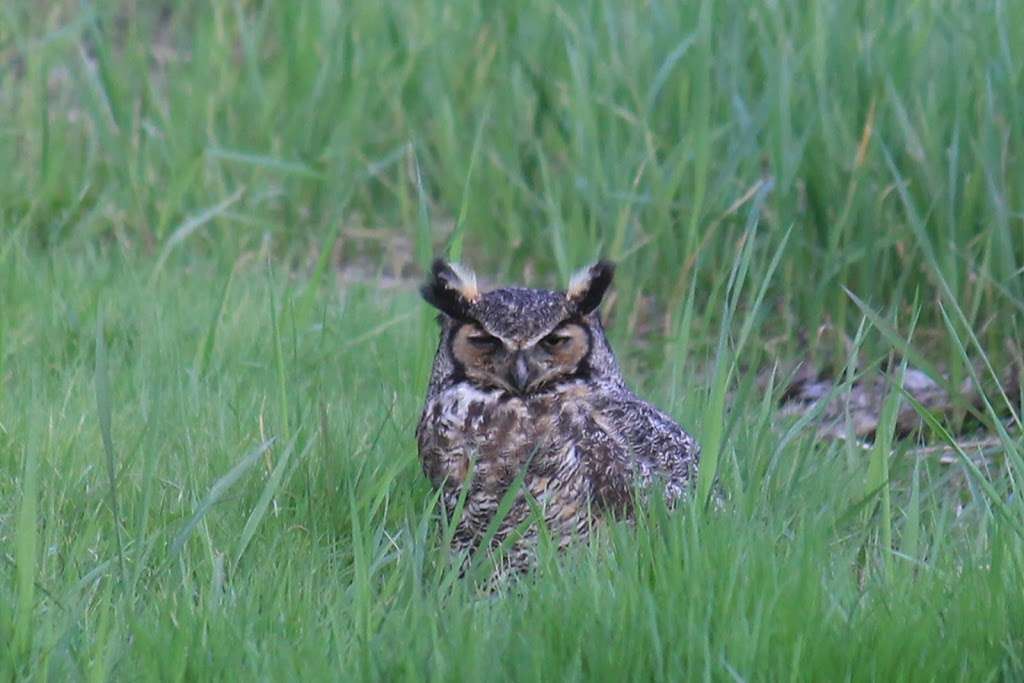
421,258,616,395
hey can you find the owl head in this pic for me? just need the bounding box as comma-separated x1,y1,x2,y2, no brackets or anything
421,259,618,395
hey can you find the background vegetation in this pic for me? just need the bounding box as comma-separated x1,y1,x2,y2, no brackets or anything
2,0,1022,679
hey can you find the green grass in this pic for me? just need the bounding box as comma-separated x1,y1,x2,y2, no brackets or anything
2,241,1023,680
2,0,1024,679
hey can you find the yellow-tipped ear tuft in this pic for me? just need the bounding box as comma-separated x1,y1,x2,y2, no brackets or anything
442,262,480,303
566,261,615,315
566,265,594,301
421,259,481,322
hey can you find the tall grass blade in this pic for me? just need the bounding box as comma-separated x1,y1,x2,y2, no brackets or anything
937,303,1024,487
735,222,790,355
295,219,343,324
410,145,433,269
169,438,277,557
86,578,115,683
646,32,698,111
904,394,1024,539
95,305,126,584
0,293,6,411
207,147,324,178
447,102,490,263
151,188,245,281
903,456,922,569
466,453,536,585
267,265,290,443
845,288,980,421
193,267,236,379
865,360,905,580
696,187,767,507
234,434,301,566
13,438,39,661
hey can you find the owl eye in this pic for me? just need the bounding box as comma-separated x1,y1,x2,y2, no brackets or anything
540,333,571,349
467,333,501,350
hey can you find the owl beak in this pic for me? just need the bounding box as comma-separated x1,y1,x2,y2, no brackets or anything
510,352,532,393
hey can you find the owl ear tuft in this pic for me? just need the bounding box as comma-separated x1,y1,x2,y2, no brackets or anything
420,259,481,322
566,260,615,315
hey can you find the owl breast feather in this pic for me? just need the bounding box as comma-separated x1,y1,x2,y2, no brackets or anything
416,381,641,510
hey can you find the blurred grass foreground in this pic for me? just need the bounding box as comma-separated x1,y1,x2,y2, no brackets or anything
2,1,1024,680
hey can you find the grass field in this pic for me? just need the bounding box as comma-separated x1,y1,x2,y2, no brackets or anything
2,1,1024,679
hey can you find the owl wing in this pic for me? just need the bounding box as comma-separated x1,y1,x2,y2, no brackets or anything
416,398,463,490
599,394,700,504
558,410,635,517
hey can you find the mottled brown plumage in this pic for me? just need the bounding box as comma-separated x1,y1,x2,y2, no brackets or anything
416,259,699,575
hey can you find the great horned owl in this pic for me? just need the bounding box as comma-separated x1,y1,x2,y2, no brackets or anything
416,259,699,574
